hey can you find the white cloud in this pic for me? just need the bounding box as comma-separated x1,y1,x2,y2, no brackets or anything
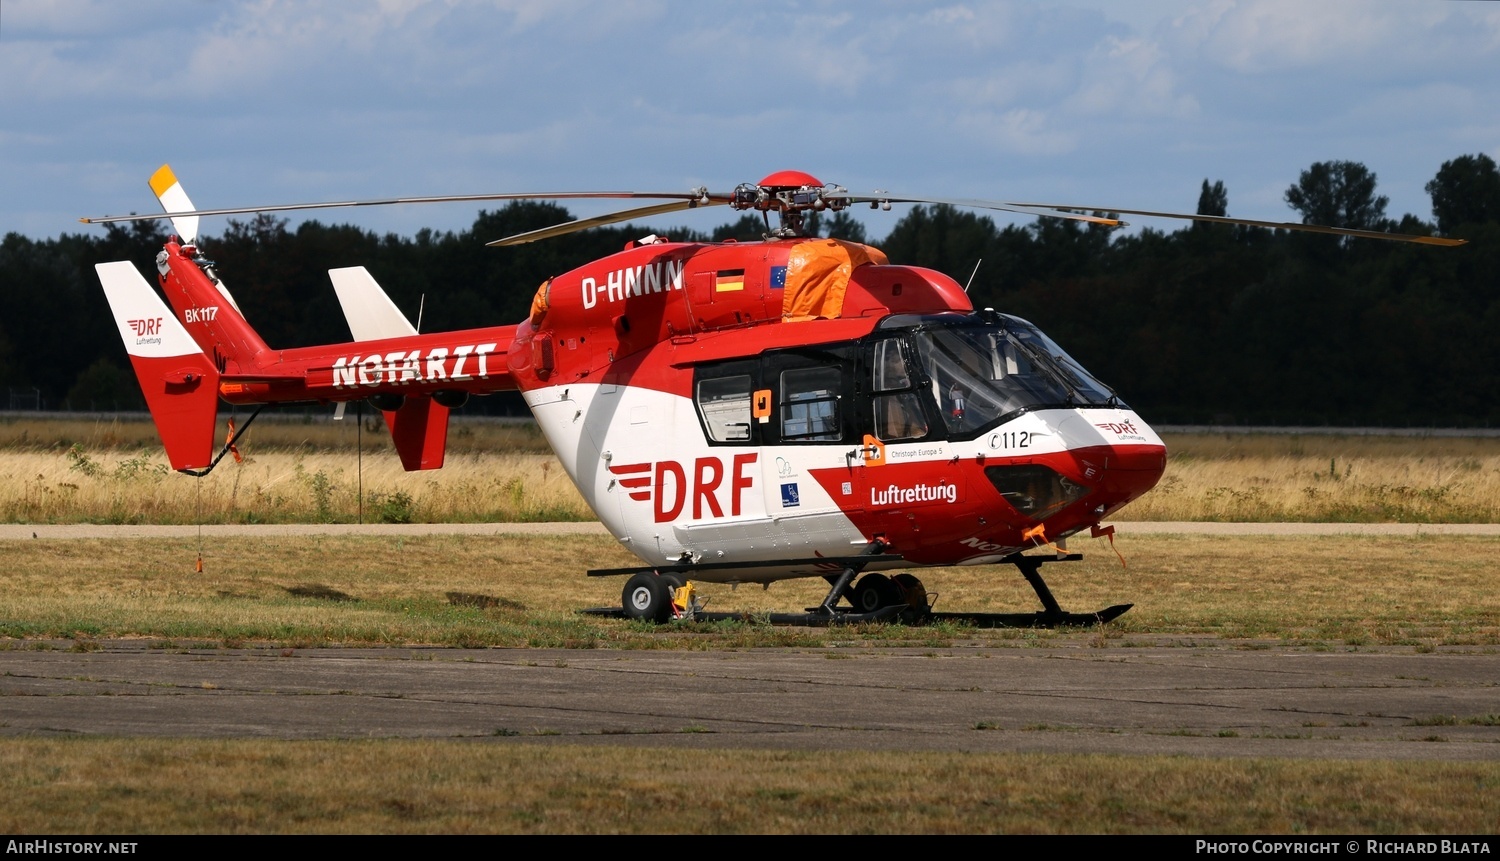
1068,34,1197,119
2,0,1498,239
1171,0,1467,76
954,107,1078,157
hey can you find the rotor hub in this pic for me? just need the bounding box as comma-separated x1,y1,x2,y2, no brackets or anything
728,170,851,237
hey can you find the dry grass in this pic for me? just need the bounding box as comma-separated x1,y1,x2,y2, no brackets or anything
0,739,1495,834
3,417,1499,524
0,412,549,455
0,421,591,524
1119,432,1500,523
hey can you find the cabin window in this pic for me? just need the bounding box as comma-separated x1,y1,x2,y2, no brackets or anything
696,374,753,442
780,366,842,441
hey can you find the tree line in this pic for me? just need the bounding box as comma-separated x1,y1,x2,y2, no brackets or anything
1,155,1496,426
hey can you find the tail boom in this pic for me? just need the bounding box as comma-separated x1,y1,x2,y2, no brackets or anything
153,237,520,406
156,239,270,369
105,232,521,473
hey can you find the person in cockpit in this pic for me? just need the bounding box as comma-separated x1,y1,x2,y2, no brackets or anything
874,341,928,441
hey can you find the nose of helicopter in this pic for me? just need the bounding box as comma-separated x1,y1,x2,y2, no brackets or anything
980,436,1165,529
1065,408,1168,520
984,412,1167,528
1073,440,1167,513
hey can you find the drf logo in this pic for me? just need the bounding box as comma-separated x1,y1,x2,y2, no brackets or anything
1095,420,1139,436
610,454,757,522
127,318,161,336
183,306,219,323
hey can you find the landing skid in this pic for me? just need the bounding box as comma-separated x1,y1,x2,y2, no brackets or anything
580,604,1129,628
582,544,1129,628
989,550,1132,626
923,603,1133,628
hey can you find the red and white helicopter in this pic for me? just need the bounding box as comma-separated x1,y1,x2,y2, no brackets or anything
86,166,1462,625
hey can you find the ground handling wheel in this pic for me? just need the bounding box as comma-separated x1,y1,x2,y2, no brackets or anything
850,573,900,613
892,573,927,610
622,571,674,623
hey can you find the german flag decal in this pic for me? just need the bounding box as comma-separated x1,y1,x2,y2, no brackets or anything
714,269,745,292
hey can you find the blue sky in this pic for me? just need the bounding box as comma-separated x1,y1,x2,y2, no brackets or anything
2,0,1497,244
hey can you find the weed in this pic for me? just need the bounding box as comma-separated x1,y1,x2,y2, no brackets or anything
66,444,101,478
1412,715,1458,726
309,470,335,522
114,451,167,481
370,490,415,524
1411,714,1500,727
504,477,526,509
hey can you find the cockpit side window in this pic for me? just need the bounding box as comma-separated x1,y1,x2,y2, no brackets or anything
903,318,1121,438
914,329,1015,435
872,338,911,391
870,338,929,442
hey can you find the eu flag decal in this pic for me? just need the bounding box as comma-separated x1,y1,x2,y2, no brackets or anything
715,269,745,292
769,266,787,289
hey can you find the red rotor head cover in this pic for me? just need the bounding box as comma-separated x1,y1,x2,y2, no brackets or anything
757,170,823,188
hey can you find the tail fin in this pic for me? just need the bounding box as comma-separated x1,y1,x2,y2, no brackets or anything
328,266,451,470
96,261,220,471
328,265,449,469
385,397,450,471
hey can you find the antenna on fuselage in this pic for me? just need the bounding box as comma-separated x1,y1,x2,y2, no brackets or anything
417,294,425,334
964,259,983,293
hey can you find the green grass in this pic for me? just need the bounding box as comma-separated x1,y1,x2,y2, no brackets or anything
0,533,1495,647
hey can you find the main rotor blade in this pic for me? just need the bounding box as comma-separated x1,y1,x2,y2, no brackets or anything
1009,203,1467,246
829,193,1126,226
80,190,714,227
486,199,729,247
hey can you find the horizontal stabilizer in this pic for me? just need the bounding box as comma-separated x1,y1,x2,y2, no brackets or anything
330,266,418,341
96,261,220,471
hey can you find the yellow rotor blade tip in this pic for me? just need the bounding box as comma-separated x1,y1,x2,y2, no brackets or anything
149,164,179,198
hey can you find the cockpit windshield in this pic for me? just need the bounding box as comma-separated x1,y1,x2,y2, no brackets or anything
905,314,1120,436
